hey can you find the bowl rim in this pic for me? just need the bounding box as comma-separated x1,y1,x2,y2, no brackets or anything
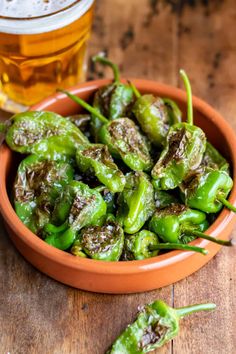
0,78,236,275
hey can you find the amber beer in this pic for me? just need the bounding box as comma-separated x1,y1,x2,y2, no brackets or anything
0,0,94,112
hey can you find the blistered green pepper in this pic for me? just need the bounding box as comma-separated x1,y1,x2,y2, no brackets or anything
123,230,208,260
13,154,74,235
91,55,134,140
44,181,107,250
149,203,233,246
78,219,124,261
117,172,155,234
162,98,182,125
181,168,236,213
107,300,216,354
123,230,160,260
131,83,181,147
202,141,229,172
4,111,88,161
152,70,206,190
60,90,153,172
99,118,153,171
76,143,125,193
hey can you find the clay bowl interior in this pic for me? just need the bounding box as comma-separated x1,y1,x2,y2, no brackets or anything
0,79,236,294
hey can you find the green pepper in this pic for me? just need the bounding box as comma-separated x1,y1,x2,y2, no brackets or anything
131,83,181,147
149,203,233,246
107,300,216,353
99,118,153,171
122,229,207,260
181,168,236,213
13,154,74,235
162,98,182,125
78,219,124,261
152,70,206,190
76,143,125,193
60,90,153,172
43,181,107,250
202,141,229,172
117,172,155,234
91,55,134,140
5,111,88,160
123,230,160,260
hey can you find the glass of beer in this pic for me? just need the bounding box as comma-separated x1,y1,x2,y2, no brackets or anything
0,0,95,112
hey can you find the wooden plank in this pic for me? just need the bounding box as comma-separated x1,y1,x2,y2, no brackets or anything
88,0,178,85
0,215,172,354
173,1,236,353
1,1,235,353
0,1,179,353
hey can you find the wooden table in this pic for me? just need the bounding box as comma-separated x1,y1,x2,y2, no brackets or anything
1,1,236,353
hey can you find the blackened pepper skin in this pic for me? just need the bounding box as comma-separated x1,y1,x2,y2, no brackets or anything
152,70,206,190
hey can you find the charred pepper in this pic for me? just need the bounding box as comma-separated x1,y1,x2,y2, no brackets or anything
76,143,125,193
107,300,216,354
202,141,229,172
117,172,155,234
92,55,133,115
180,168,236,213
131,83,181,147
43,181,107,250
5,111,88,161
149,203,233,246
152,70,206,189
78,218,124,261
90,55,133,141
123,230,160,260
60,90,153,172
13,154,74,235
122,229,207,260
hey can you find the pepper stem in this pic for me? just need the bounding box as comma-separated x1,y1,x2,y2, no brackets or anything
128,81,141,98
175,303,216,319
184,229,233,247
0,122,6,133
149,243,208,255
217,194,236,213
58,90,109,124
92,54,120,83
179,69,193,125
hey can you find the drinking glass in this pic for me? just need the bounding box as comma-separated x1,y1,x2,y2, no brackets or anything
0,0,95,112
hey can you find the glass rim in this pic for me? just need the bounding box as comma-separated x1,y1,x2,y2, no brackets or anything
0,0,91,21
0,0,94,34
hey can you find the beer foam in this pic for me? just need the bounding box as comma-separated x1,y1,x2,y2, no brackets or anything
0,0,94,34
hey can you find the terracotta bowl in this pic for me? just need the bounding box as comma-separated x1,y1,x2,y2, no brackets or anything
1,79,236,294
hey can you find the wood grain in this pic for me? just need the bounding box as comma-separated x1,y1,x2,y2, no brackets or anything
0,1,235,353
173,2,236,353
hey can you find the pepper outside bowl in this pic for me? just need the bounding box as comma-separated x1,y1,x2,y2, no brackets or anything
0,79,236,294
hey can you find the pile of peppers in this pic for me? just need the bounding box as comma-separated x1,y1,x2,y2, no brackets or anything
2,55,235,261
